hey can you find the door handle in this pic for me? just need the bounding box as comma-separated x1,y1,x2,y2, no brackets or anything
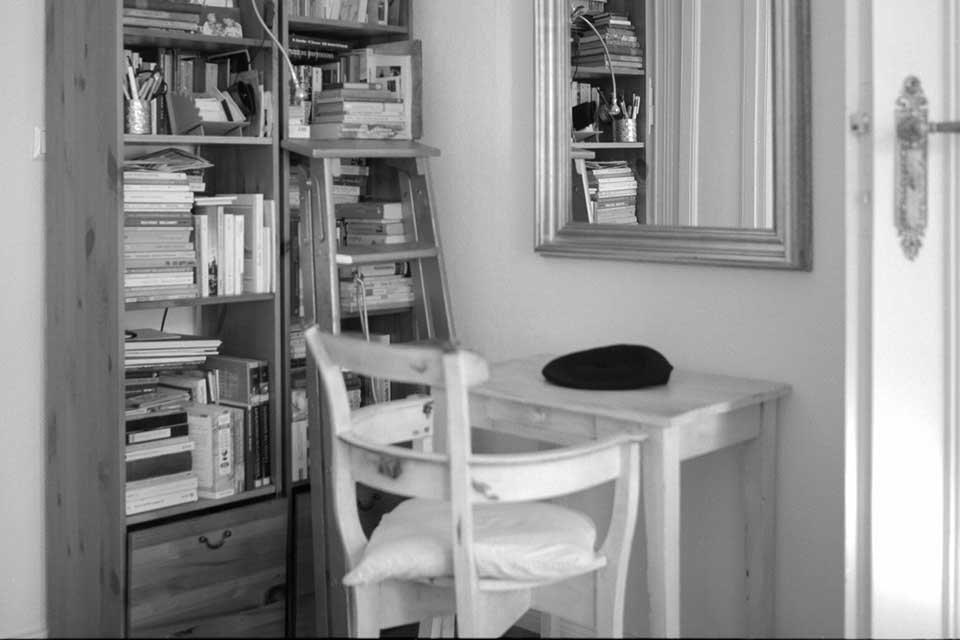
894,75,959,260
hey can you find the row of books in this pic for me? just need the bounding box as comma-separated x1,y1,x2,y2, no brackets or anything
287,0,401,26
194,194,278,297
584,160,640,224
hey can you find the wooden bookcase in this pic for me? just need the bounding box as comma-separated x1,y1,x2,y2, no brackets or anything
45,1,286,636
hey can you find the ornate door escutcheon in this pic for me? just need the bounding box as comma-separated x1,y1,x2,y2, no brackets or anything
895,75,960,259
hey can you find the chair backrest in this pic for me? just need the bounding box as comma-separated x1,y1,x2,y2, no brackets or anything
304,327,645,635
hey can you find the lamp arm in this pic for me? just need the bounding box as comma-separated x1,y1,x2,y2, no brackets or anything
572,11,620,117
249,0,309,105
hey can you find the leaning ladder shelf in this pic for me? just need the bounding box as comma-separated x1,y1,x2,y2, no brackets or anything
282,138,454,636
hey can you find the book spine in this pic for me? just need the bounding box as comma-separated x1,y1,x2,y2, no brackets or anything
126,422,189,445
258,402,270,486
126,450,193,482
245,405,256,490
125,487,198,516
126,410,188,432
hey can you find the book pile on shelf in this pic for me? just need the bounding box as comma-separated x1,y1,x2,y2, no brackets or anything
341,200,412,246
123,169,205,304
122,1,243,37
584,160,640,224
571,11,644,72
288,0,401,26
125,409,199,516
333,158,370,205
193,194,278,297
309,81,408,140
123,327,224,515
122,2,201,33
338,262,413,313
123,328,274,514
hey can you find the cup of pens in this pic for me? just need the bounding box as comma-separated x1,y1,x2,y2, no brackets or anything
613,93,641,143
123,64,162,135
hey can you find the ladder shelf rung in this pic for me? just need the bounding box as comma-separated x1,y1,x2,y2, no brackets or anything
282,138,441,159
335,242,439,265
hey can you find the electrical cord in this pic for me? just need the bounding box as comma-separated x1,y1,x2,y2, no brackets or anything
249,0,309,105
571,6,620,117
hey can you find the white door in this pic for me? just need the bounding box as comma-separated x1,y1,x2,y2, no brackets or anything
846,1,959,637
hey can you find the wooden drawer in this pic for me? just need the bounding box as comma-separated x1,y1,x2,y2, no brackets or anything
128,500,287,638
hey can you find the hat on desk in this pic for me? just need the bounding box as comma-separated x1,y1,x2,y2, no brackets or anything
541,344,673,390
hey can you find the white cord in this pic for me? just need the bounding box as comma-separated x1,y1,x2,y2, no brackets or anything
249,0,309,104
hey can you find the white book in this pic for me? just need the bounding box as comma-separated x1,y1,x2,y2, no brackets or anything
222,194,264,294
263,199,277,292
125,436,195,462
223,213,235,296
125,486,199,516
125,471,198,502
187,404,236,500
234,213,244,296
193,213,210,297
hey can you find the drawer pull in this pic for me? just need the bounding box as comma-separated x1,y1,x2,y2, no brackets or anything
198,529,232,550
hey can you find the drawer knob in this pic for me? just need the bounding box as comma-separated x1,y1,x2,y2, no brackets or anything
198,529,232,550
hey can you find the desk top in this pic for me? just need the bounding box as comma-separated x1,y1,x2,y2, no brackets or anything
470,354,791,429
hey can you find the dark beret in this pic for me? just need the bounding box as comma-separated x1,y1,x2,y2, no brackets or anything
541,344,673,390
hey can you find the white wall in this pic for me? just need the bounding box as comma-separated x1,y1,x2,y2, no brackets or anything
0,1,47,638
414,1,845,636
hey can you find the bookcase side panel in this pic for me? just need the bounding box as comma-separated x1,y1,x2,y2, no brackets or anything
45,1,126,636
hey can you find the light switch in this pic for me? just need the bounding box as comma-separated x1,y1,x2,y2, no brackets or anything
33,126,45,160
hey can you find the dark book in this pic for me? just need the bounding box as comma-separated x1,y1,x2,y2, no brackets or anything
205,355,269,405
288,34,351,51
125,408,188,432
126,450,193,482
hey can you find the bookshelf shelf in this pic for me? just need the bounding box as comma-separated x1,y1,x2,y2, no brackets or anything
125,292,275,311
574,141,646,150
123,28,272,53
286,16,408,39
335,242,440,265
572,66,645,80
124,134,274,146
125,485,279,527
281,139,440,159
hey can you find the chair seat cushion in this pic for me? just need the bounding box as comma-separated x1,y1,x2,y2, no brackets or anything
342,498,603,586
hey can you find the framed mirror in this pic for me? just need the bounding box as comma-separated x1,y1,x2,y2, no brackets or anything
535,0,811,269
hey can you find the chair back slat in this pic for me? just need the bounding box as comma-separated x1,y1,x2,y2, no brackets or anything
468,435,641,503
351,395,435,445
343,437,450,501
305,328,488,388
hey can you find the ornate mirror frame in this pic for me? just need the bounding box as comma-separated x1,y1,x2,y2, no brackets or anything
534,0,812,269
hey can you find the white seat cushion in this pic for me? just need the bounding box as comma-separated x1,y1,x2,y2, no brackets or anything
342,498,603,586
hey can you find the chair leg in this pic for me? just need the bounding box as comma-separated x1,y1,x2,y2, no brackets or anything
594,565,626,638
348,585,381,638
418,615,456,638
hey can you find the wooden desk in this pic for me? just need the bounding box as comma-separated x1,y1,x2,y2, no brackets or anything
459,354,790,638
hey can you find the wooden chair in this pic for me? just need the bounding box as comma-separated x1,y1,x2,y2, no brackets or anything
304,327,646,638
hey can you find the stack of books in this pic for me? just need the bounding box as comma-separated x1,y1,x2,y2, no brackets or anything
125,328,223,372
341,200,411,246
338,263,414,313
309,82,406,140
122,4,201,33
585,160,639,224
571,12,644,71
332,158,370,205
125,408,199,516
124,170,202,304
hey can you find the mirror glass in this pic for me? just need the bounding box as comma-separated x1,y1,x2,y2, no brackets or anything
535,0,811,269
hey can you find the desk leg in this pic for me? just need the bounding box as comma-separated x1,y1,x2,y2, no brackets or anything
643,428,681,637
742,399,778,637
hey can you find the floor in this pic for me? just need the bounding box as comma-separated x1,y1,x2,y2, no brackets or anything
382,623,538,638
